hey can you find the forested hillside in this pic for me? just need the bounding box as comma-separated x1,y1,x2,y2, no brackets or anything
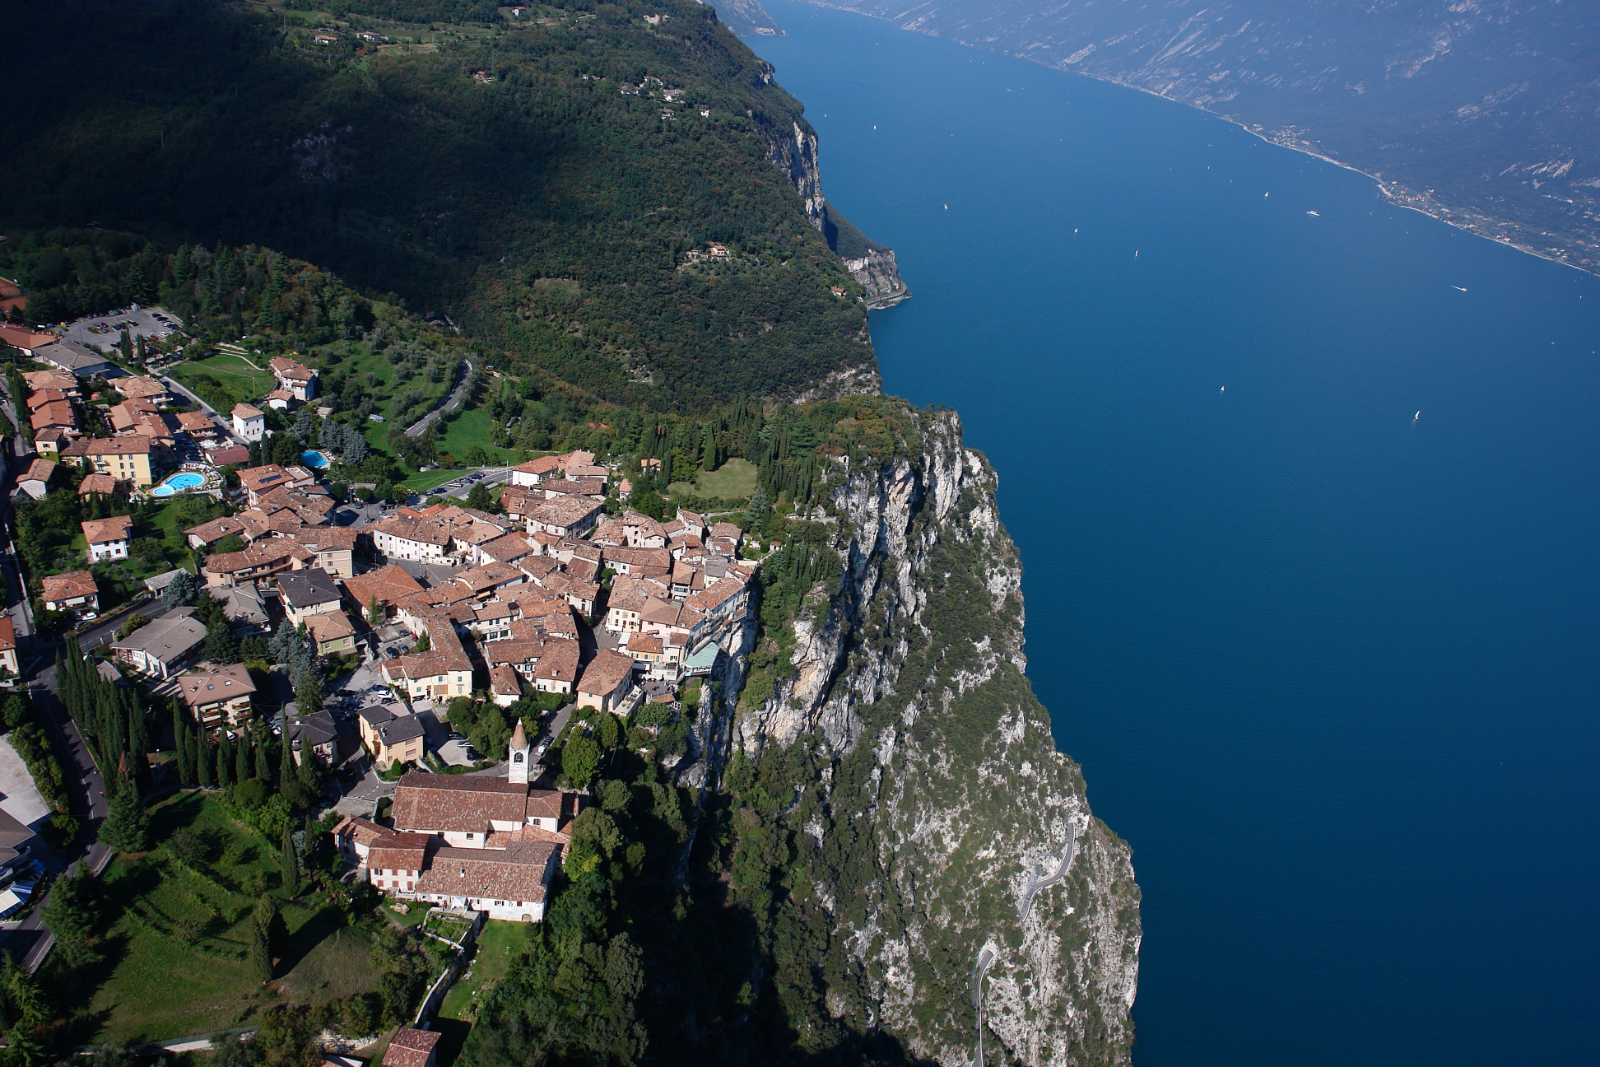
5,0,871,410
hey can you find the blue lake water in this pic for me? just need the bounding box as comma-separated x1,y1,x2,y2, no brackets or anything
753,4,1600,1064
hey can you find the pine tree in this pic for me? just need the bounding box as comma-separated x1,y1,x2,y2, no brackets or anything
99,785,151,853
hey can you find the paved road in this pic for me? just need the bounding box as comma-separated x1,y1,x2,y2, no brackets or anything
160,374,246,447
405,359,472,439
1017,823,1078,922
0,381,114,973
968,825,1079,1067
970,945,997,1067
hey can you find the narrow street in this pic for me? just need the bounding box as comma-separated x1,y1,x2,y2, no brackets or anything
0,371,111,972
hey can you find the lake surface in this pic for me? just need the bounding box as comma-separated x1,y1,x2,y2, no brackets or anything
752,5,1600,1065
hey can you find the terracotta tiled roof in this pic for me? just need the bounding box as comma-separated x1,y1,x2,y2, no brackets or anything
204,539,312,576
514,455,563,476
367,832,433,873
81,515,132,545
232,403,264,420
85,437,151,457
412,843,557,908
25,389,71,412
186,515,248,545
29,400,77,432
77,473,125,496
0,616,16,654
489,663,523,698
342,565,424,610
116,376,168,401
578,649,634,697
176,664,256,709
303,610,357,642
391,773,531,832
528,496,601,531
20,458,56,485
268,356,316,381
41,571,98,602
22,369,75,392
382,1028,442,1067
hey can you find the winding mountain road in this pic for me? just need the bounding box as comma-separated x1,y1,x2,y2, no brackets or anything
405,359,473,438
970,824,1079,1066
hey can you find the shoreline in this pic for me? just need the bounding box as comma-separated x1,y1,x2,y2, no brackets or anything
773,3,1600,279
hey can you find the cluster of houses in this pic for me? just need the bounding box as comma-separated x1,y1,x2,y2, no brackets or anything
73,446,753,786
333,721,580,922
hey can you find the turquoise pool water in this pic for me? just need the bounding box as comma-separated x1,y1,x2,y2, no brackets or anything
150,472,204,497
301,450,330,470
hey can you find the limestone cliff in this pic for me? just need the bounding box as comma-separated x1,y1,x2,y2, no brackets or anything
690,405,1140,1064
755,111,912,308
840,245,911,309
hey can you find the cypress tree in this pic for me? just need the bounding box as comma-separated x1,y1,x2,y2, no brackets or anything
173,704,191,785
196,740,213,788
236,733,252,782
248,920,272,983
215,739,232,789
280,719,294,784
254,731,272,781
279,826,300,896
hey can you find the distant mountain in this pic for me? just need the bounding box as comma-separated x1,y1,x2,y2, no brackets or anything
795,0,1600,273
707,0,784,36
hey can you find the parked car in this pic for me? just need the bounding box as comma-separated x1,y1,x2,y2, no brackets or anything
448,731,465,741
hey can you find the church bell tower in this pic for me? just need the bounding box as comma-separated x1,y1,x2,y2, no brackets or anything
508,719,530,785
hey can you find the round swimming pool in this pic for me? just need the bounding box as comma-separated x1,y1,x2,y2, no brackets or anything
151,472,205,497
301,450,330,470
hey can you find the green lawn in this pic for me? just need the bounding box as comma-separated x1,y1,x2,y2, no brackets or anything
671,458,758,501
74,793,378,1045
434,918,531,1064
169,354,277,408
436,408,515,466
401,467,469,492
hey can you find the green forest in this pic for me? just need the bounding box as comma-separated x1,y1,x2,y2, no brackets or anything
4,0,873,411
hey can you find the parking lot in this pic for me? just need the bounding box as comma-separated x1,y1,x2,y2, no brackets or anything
56,306,184,349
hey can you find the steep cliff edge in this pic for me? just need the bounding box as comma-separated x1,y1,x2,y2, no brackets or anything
699,404,1139,1064
757,107,912,308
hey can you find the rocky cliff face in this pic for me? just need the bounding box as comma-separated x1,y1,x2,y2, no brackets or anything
694,405,1140,1064
756,115,912,307
840,246,911,309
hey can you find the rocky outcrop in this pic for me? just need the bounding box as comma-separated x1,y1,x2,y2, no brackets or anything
756,118,912,308
842,247,911,309
706,405,1140,1064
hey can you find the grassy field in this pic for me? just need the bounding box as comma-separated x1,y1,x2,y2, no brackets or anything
436,409,515,466
75,792,380,1045
402,467,470,492
433,920,531,1067
670,457,758,500
168,353,277,408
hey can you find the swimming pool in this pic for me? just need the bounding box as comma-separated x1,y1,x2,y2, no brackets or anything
150,472,205,497
301,450,330,470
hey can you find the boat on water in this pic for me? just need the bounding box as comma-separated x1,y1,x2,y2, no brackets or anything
1453,285,1468,292
1307,210,1320,216
1415,411,1421,420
